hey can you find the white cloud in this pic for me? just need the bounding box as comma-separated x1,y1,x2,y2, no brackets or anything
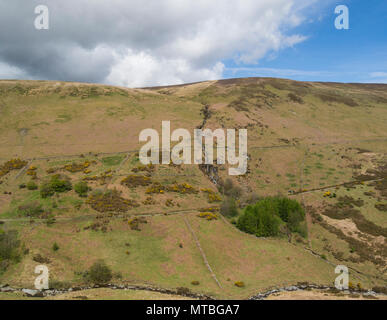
369,72,387,78
367,72,387,84
226,67,337,78
106,50,224,87
0,0,319,87
0,62,29,80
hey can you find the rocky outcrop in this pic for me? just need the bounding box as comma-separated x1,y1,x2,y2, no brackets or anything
0,283,214,300
248,283,381,300
199,164,221,185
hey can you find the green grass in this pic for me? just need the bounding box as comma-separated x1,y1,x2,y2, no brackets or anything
101,155,125,167
0,78,386,299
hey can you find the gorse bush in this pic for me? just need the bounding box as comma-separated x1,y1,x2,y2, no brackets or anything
0,159,28,178
131,164,155,173
198,212,218,221
63,160,95,173
201,188,221,203
237,197,305,237
234,281,245,288
87,189,139,213
121,175,152,188
26,167,37,179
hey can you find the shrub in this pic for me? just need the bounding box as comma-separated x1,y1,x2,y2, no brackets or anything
288,93,304,104
63,160,95,173
143,197,156,205
316,92,358,107
18,202,43,217
244,192,260,205
52,242,60,251
83,170,113,185
50,175,72,192
176,287,191,295
0,159,28,178
128,217,147,231
0,230,21,273
220,198,238,218
276,198,305,230
33,254,50,264
201,188,221,203
165,199,175,207
168,183,198,194
237,197,306,238
40,174,72,198
234,281,245,288
121,175,152,188
219,178,242,199
372,286,387,294
49,279,71,290
191,281,200,286
74,181,89,197
198,212,218,221
87,189,139,213
26,167,37,179
146,183,166,194
26,181,38,190
40,182,55,198
88,260,112,284
131,164,155,173
237,200,282,237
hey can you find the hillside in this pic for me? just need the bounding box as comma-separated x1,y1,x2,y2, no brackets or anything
0,78,386,299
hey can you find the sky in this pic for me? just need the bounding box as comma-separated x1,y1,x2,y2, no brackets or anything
0,0,386,87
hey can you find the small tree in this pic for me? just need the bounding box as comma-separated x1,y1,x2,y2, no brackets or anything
220,198,238,218
40,182,55,198
26,181,38,190
0,230,21,273
52,242,59,251
220,178,242,199
74,181,89,197
40,175,72,198
88,260,112,284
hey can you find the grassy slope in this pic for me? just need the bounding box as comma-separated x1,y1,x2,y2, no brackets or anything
0,78,386,299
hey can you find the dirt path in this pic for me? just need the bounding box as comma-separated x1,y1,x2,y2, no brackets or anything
184,217,223,289
0,207,213,223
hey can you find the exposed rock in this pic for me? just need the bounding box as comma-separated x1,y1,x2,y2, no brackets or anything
22,289,44,297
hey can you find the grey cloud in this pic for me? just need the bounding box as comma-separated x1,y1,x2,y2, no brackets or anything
0,0,319,86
